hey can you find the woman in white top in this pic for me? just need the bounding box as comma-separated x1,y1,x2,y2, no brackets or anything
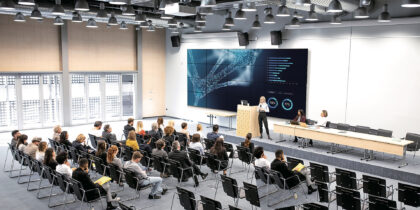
258,96,272,140
36,142,48,162
317,110,328,127
16,134,28,152
189,134,205,155
52,125,62,142
55,152,73,178
254,147,270,169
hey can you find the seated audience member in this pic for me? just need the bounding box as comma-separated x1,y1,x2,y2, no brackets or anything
102,124,119,145
24,137,41,159
149,123,162,140
36,141,48,162
10,130,21,149
52,125,62,142
125,130,139,151
210,138,229,175
136,121,146,136
189,134,205,155
195,124,204,140
207,125,221,140
16,134,28,152
107,145,123,170
293,109,306,143
317,110,328,127
124,118,136,138
72,158,120,209
59,131,72,147
241,133,255,154
56,151,73,178
157,117,164,137
254,147,270,169
44,148,58,170
124,151,168,199
140,137,153,155
72,134,94,154
167,120,177,134
152,139,168,159
89,121,103,138
178,122,191,142
163,126,176,146
271,149,317,194
96,141,108,164
168,141,208,187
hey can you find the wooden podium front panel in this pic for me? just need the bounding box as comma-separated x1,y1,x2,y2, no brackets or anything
236,105,260,138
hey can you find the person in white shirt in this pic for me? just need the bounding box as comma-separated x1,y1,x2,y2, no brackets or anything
195,124,204,141
258,96,272,140
189,134,205,155
254,147,270,169
89,121,103,137
56,152,73,178
36,141,48,162
317,110,328,127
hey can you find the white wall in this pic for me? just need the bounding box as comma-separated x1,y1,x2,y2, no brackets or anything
165,23,420,137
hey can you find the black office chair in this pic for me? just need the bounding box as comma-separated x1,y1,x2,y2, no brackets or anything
49,172,76,208
70,178,104,210
337,123,350,131
267,170,306,207
335,186,364,210
377,129,393,137
91,155,108,178
170,187,197,210
243,182,260,210
355,126,370,134
220,174,240,206
327,122,337,129
335,168,363,190
228,205,242,210
200,195,223,210
187,148,206,167
204,138,215,151
235,146,253,178
123,145,134,161
405,132,420,157
108,163,125,192
151,154,170,176
122,168,152,202
88,134,98,149
362,175,393,199
286,157,304,171
168,159,195,187
316,181,336,208
302,203,328,210
309,162,336,185
398,182,420,208
368,195,397,210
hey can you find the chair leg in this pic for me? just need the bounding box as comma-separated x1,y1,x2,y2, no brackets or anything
2,148,9,172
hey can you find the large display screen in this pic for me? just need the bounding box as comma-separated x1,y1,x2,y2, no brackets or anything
187,49,308,119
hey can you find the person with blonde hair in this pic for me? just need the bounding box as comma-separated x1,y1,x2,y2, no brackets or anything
167,120,177,134
52,125,62,142
36,141,48,162
72,134,94,154
258,96,272,140
125,130,139,151
317,110,329,127
136,121,146,136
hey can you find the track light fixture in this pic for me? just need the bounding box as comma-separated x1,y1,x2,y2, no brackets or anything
14,12,26,22
30,4,43,20
402,0,420,7
305,4,318,21
378,4,391,22
75,0,89,12
53,16,64,25
0,0,16,10
86,18,98,28
251,14,261,29
120,21,129,30
354,6,369,19
97,3,108,18
52,0,65,16
224,11,234,26
264,7,275,24
242,1,256,12
72,11,83,22
327,0,343,13
108,12,118,26
234,5,246,20
289,17,300,27
110,0,128,5
18,0,34,6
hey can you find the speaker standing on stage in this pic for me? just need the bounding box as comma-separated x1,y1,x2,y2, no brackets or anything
258,96,272,140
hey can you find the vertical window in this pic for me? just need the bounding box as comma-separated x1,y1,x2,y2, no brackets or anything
42,75,61,126
71,74,86,124
88,75,101,121
21,75,41,128
105,74,121,121
0,76,17,131
122,75,134,116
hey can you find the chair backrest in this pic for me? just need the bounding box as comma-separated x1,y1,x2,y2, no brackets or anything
369,129,378,135
348,126,356,132
119,202,136,210
362,175,387,198
337,123,350,131
368,195,397,210
220,174,239,199
123,145,133,161
70,178,85,201
355,126,370,134
270,170,286,189
336,168,358,190
336,186,361,210
398,182,420,207
123,168,138,189
205,152,222,171
88,134,98,149
33,159,43,176
43,165,55,184
310,162,330,183
187,148,203,165
204,138,215,151
228,205,241,210
108,163,123,184
139,149,150,167
55,172,69,192
200,195,222,210
306,119,317,125
223,143,234,154
327,122,337,129
48,138,56,150
236,146,252,164
168,159,183,179
315,181,329,203
286,157,304,171
70,148,79,164
92,156,106,176
377,129,392,137
243,182,260,207
302,203,328,210
151,154,165,173
177,187,197,210
177,133,188,148
406,133,420,151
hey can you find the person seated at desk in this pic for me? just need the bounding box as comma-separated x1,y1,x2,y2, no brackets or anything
317,110,328,127
73,158,120,209
210,138,229,175
59,131,72,147
241,133,255,154
168,141,208,187
271,149,317,194
89,121,103,138
254,147,270,169
125,130,139,151
293,109,307,143
207,124,221,141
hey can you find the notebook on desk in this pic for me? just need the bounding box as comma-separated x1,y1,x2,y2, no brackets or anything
290,120,299,125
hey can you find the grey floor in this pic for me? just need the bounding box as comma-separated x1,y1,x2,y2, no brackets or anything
0,117,418,210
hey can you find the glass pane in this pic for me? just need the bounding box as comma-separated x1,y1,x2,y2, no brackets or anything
71,74,86,124
43,75,61,126
21,75,41,128
0,75,17,131
88,75,101,121
105,74,120,120
122,74,134,116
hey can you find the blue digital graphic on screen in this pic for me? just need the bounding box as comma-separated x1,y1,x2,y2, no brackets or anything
187,49,308,119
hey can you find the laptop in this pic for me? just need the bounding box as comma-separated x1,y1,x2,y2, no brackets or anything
240,100,249,106
290,120,299,125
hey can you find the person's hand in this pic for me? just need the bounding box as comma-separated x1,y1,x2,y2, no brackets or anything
263,154,267,159
66,161,70,167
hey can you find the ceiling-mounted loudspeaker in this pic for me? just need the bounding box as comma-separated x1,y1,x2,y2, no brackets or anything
171,35,180,47
270,31,282,45
237,32,249,46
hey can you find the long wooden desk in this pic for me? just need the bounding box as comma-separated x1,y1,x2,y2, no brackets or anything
273,123,413,157
206,111,236,130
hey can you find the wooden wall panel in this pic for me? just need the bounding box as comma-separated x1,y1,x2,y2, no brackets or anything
142,28,166,117
0,15,61,72
68,22,136,71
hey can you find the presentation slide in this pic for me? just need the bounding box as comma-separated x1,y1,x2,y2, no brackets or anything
187,49,308,119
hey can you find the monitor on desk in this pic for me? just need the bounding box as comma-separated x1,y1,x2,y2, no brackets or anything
240,100,249,106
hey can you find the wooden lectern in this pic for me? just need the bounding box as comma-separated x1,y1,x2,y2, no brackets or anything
236,105,261,138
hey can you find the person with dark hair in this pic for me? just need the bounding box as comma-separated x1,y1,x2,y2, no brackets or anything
124,151,168,199
17,134,28,152
189,134,204,155
293,109,306,143
157,117,164,137
89,121,103,137
24,137,41,159
56,152,73,178
254,146,270,169
102,124,118,145
168,141,208,187
11,130,21,148
163,126,176,146
96,141,108,164
178,122,190,142
124,118,135,137
241,133,255,154
271,149,317,194
44,148,57,170
72,158,120,209
207,124,221,140
152,139,168,159
210,138,229,175
59,131,72,147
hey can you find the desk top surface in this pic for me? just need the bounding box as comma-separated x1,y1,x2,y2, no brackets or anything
274,123,413,146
